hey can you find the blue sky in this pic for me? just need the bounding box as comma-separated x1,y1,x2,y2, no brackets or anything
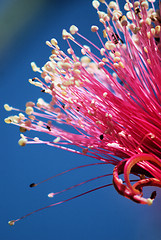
1,0,161,239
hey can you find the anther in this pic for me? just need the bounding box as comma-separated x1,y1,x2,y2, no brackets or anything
69,25,78,35
47,125,51,131
48,193,55,198
91,25,99,32
100,134,104,140
20,127,27,133
92,0,100,9
29,183,37,188
8,220,15,226
18,138,27,146
4,104,12,111
150,191,157,200
31,62,40,72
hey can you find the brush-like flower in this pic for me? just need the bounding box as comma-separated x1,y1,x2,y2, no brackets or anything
5,0,161,225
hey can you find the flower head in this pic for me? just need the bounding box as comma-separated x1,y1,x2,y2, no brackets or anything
5,0,161,224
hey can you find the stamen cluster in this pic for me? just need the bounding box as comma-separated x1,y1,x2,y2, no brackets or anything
5,0,161,225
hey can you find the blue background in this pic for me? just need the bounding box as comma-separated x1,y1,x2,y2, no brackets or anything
1,0,161,239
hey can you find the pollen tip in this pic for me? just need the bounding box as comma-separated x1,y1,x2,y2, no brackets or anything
147,198,153,206
18,138,27,146
4,104,12,111
48,193,55,198
100,134,104,140
150,191,157,200
29,183,37,188
8,220,15,226
69,25,78,35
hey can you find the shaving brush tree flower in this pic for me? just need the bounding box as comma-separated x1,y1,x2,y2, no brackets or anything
4,0,161,225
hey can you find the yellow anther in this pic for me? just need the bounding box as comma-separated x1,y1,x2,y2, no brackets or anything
147,198,153,206
4,117,12,124
115,51,121,57
147,31,151,39
103,29,107,38
18,138,27,146
119,61,125,68
147,59,151,64
51,38,58,46
31,62,40,72
151,28,155,35
155,25,161,34
145,17,151,25
4,104,12,111
25,106,34,115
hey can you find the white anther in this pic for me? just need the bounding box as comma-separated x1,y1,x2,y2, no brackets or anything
62,29,74,40
105,41,116,51
134,1,140,8
103,92,107,97
48,193,55,198
61,62,71,70
98,61,105,68
112,10,122,21
124,2,133,11
109,1,118,10
53,137,61,143
70,25,78,35
126,11,135,20
46,41,52,47
141,1,149,9
92,0,100,9
100,48,105,55
81,56,91,64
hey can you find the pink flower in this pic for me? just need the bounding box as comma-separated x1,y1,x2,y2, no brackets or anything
5,0,161,225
